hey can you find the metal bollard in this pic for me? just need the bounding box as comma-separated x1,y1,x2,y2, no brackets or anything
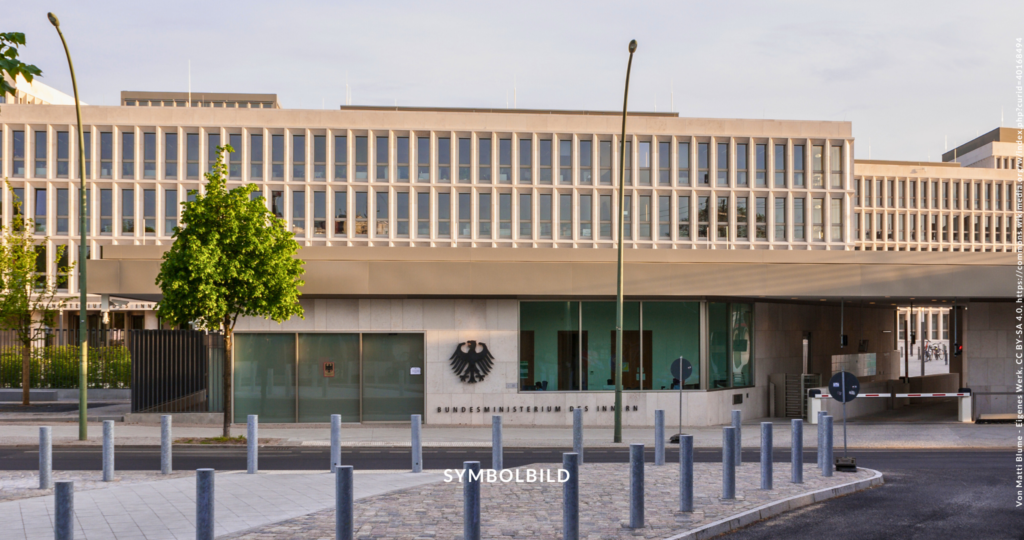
629,443,644,529
196,469,215,540
331,414,342,472
102,420,114,482
791,419,803,483
247,415,258,474
654,410,665,466
161,415,172,475
335,465,354,540
572,408,584,465
411,414,423,473
679,434,694,512
817,411,825,471
731,410,742,466
54,481,73,540
39,426,52,489
492,415,503,470
722,427,736,499
463,461,481,540
823,415,834,477
760,422,773,490
562,452,579,540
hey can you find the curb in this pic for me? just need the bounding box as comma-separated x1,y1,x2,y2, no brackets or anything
662,468,884,540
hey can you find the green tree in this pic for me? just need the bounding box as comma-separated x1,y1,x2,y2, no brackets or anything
156,145,305,436
0,32,43,110
0,183,72,405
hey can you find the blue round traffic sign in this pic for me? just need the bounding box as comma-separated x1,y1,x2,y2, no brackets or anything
828,371,860,403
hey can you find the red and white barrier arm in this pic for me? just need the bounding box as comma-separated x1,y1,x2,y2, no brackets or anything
811,392,971,399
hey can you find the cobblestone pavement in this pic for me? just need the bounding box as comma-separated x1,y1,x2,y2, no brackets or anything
0,469,192,502
225,462,876,539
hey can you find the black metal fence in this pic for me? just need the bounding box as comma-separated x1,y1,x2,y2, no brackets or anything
129,330,224,413
0,329,131,389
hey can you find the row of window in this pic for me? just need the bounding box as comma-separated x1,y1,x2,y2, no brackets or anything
855,178,1018,212
0,129,846,189
855,212,1016,244
897,310,950,341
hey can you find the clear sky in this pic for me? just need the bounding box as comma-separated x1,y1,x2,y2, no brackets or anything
6,0,1021,161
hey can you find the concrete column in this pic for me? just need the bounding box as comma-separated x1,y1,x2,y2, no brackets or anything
760,422,773,490
679,434,693,512
54,481,73,540
492,416,503,471
731,410,742,466
463,461,481,540
722,427,736,499
102,420,114,482
572,408,584,465
791,419,803,484
331,414,342,472
247,415,258,474
196,469,215,540
654,410,665,466
335,465,353,540
39,426,52,489
629,443,644,529
160,415,172,475
823,415,834,477
411,414,423,473
562,452,579,540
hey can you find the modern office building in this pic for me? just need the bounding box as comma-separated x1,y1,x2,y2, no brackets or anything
0,86,1015,425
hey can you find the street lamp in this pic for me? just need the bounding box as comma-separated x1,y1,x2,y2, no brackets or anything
47,12,89,441
614,39,637,444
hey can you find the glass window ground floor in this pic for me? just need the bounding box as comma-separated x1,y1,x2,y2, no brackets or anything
233,332,424,423
519,301,752,392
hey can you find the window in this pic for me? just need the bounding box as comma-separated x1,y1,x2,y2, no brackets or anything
539,139,553,184
518,138,531,184
122,188,134,234
100,188,113,234
793,198,805,240
638,141,651,186
354,136,368,180
698,142,709,185
12,131,25,177
599,141,612,185
875,213,882,241
458,138,471,183
185,133,200,179
33,188,46,233
774,144,785,187
658,141,670,186
313,191,327,236
910,181,917,208
942,214,948,242
793,145,805,187
678,142,690,186
34,130,47,177
334,191,347,236
812,198,824,241
677,196,690,240
755,197,767,239
811,145,824,188
499,139,512,184
559,193,572,239
600,195,612,239
580,140,593,185
292,134,306,179
11,187,23,230
993,183,1000,211
437,137,451,182
697,196,709,239
984,183,991,210
478,192,491,238
624,194,632,240
354,191,368,235
539,193,552,239
268,134,284,179
876,180,882,207
579,194,592,239
207,133,220,173
559,139,572,185
100,132,113,178
774,197,785,240
165,189,178,234
417,137,430,182
478,138,491,184
830,144,842,188
375,191,388,236
888,180,895,207
736,197,748,239
899,181,905,208
54,131,68,178
334,135,347,181
658,195,670,240
416,192,429,237
395,136,409,182
708,302,754,388
56,189,69,234
437,192,450,238
716,196,729,240
376,135,387,181
736,143,748,186
143,189,156,235
716,143,729,186
830,198,842,241
313,135,326,180
910,214,917,241
520,193,532,238
942,312,949,340
458,192,471,238
249,134,262,180
499,193,511,238
623,141,632,185
83,132,92,179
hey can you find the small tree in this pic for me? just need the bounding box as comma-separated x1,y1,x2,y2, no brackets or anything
0,183,72,405
0,32,43,111
156,145,304,436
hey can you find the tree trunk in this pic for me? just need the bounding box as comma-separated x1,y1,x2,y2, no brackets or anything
223,328,233,438
21,342,30,406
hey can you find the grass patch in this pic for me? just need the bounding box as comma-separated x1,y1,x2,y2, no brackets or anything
175,435,247,445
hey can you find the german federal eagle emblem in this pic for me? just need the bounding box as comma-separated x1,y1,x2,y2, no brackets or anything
449,340,495,383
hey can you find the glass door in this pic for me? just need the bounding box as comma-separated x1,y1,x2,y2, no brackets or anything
361,333,424,421
297,334,360,422
234,333,296,423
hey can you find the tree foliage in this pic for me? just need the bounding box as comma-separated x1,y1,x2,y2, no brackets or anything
0,32,43,111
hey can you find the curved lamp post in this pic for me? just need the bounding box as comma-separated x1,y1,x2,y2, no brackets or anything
47,12,89,441
614,39,637,443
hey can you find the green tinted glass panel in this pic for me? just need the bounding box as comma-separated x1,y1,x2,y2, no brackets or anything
580,302,639,390
519,302,580,391
708,303,729,389
234,333,296,422
642,302,701,390
730,303,753,387
297,333,360,422
361,334,424,421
